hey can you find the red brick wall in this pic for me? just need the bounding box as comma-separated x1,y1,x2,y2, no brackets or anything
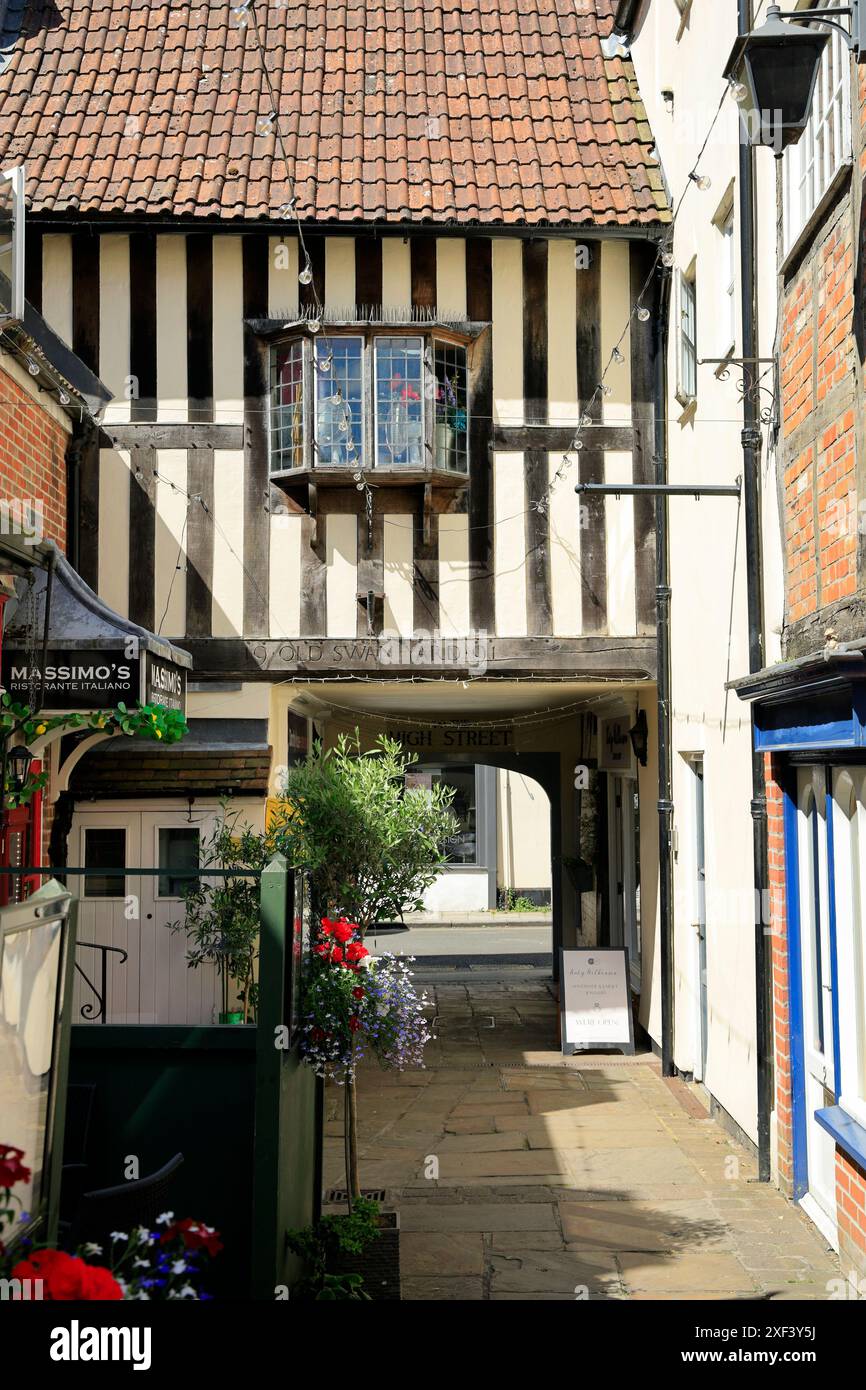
0,362,70,872
837,1150,866,1275
0,360,68,550
779,190,857,629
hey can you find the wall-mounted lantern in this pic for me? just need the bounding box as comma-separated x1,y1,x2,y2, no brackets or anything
724,3,864,153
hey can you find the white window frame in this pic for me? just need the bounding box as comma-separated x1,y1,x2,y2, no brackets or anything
832,769,866,1131
676,264,697,405
782,10,852,255
718,204,736,357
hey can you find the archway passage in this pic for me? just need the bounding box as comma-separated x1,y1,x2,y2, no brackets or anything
284,677,656,1010
368,759,556,979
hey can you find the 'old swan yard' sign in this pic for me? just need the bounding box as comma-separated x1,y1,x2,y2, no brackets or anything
559,948,635,1055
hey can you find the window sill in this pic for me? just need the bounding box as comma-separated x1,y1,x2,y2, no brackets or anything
781,159,853,276
270,465,469,489
815,1104,866,1173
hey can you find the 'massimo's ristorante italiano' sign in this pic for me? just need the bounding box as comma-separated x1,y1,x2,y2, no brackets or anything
2,646,187,714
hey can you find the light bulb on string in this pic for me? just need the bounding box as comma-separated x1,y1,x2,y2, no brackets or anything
26,357,39,376
570,435,584,451
232,4,250,29
580,412,593,428
637,306,651,323
612,347,624,365
308,317,321,334
661,250,675,268
278,199,296,216
356,482,365,492
298,259,313,286
600,382,613,398
729,80,748,104
256,114,274,136
689,171,711,191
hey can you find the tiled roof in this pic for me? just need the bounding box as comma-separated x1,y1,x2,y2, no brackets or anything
0,0,669,227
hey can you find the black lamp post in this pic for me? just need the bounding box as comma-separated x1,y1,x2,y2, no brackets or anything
725,3,864,152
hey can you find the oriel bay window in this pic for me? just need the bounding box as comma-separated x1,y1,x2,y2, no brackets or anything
268,329,471,478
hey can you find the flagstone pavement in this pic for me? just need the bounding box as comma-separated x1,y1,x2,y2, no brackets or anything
322,974,842,1301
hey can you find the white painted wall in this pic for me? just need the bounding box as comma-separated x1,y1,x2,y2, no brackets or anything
627,0,784,1143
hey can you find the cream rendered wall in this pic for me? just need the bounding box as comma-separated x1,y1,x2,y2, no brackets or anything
627,1,782,1142
496,770,552,893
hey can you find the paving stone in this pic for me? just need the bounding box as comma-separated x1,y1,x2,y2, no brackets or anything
438,1149,569,1179
400,1231,484,1276
401,1277,484,1300
444,1116,496,1134
399,1203,559,1232
437,1131,528,1153
559,1199,729,1253
490,1248,621,1296
618,1250,758,1294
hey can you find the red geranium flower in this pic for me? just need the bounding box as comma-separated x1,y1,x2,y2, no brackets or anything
320,919,335,937
160,1217,223,1257
333,922,354,944
314,943,329,957
330,946,344,964
346,942,369,963
0,1145,31,1189
310,1026,325,1042
352,987,364,1001
10,1249,123,1301
348,1016,361,1032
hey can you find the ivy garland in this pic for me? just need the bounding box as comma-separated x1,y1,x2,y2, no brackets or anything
0,693,189,809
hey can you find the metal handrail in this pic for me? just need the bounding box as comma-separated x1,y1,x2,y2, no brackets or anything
74,941,129,1024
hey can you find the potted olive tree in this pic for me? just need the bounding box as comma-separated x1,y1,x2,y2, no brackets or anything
271,732,457,1197
169,801,268,1024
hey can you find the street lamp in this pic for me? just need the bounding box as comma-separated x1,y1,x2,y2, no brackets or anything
725,3,865,152
5,744,34,798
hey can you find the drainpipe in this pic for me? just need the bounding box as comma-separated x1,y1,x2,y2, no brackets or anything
738,0,772,1181
654,264,675,1078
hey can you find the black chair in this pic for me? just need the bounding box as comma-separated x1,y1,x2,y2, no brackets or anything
69,1153,184,1252
58,1083,97,1234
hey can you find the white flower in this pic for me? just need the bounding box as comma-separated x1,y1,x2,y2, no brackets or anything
171,1259,187,1275
134,1225,154,1244
82,1242,103,1256
133,1258,150,1269
110,1231,128,1242
155,1211,174,1225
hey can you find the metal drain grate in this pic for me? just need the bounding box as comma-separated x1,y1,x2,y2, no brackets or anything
324,1188,387,1204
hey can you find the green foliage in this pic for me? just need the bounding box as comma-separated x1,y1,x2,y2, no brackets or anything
316,1273,370,1300
168,800,268,1021
286,1197,380,1301
498,889,539,913
271,731,458,932
0,692,188,809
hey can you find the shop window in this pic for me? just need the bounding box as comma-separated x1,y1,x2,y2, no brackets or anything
407,765,478,865
433,341,468,471
374,336,424,468
268,331,470,477
315,336,364,467
83,828,126,898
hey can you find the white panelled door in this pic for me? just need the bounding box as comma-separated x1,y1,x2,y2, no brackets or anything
71,807,220,1026
795,767,838,1246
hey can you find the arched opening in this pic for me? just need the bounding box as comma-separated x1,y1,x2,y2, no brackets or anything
367,757,556,976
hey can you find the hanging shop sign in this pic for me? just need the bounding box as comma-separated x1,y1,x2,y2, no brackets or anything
598,716,635,773
143,651,186,712
2,646,187,715
559,948,635,1056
